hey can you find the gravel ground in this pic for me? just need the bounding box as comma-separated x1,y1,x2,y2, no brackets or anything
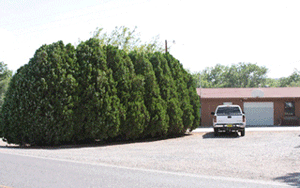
1,130,300,185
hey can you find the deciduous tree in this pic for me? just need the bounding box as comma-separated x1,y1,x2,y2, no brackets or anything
0,62,12,108
194,63,268,88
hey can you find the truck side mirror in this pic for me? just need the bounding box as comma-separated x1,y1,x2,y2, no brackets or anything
211,112,215,115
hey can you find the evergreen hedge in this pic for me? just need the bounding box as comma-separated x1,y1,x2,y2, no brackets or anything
0,38,200,146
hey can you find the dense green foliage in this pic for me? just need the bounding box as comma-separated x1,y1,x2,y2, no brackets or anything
1,42,77,145
0,38,200,146
193,63,268,88
193,63,300,88
129,52,168,137
73,39,121,143
106,45,149,140
276,69,300,87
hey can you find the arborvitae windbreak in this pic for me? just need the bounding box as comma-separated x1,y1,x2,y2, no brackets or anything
0,37,200,146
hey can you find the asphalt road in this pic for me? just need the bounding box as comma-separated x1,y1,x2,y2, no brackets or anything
1,127,299,188
0,152,290,188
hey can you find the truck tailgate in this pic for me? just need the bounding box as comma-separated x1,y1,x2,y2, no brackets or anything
217,115,243,124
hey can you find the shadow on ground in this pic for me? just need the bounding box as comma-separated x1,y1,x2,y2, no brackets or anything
296,135,300,148
0,134,193,150
274,172,300,187
202,132,240,139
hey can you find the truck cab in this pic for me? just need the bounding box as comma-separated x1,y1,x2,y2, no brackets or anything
211,105,246,136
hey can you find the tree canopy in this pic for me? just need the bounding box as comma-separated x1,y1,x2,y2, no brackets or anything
277,69,300,87
193,63,271,88
92,26,166,53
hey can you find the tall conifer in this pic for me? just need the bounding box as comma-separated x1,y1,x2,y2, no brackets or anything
165,53,194,133
74,38,120,142
149,52,184,136
129,52,168,137
106,46,148,139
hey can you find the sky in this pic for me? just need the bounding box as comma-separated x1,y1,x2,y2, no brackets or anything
1,0,300,78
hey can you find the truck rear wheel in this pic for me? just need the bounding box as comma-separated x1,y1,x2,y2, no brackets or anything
240,129,245,136
214,128,219,136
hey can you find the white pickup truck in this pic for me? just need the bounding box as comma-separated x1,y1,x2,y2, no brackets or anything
211,105,246,136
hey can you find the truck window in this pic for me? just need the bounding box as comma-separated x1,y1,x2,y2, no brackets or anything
216,107,242,116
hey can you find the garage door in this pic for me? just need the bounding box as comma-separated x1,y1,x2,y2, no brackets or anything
243,102,274,126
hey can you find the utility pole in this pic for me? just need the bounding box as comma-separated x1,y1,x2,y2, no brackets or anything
165,40,176,53
199,73,202,99
165,40,168,53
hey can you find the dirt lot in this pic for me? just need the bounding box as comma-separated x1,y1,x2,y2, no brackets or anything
0,130,300,185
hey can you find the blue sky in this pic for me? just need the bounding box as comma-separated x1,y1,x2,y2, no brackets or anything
1,0,300,78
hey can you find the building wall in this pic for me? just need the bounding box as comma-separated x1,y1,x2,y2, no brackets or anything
201,98,243,127
274,100,284,125
274,98,300,125
200,97,300,127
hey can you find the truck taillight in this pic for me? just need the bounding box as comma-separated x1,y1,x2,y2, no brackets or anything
213,116,217,123
243,115,246,122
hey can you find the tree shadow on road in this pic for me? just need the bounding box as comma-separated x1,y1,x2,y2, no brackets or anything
202,132,240,139
274,172,300,187
0,134,193,150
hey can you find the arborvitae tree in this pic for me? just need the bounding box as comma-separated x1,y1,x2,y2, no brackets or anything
1,41,77,145
149,52,183,136
149,52,171,100
106,45,148,140
165,53,194,133
129,51,168,137
106,45,129,125
187,74,201,129
74,38,120,142
124,75,149,139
